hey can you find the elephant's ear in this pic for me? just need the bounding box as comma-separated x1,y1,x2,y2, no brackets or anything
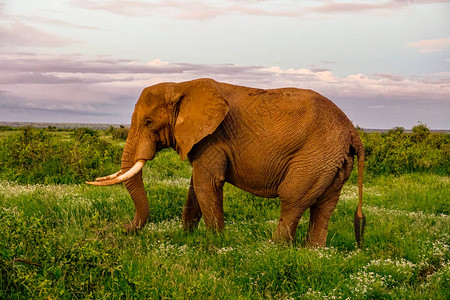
172,79,229,160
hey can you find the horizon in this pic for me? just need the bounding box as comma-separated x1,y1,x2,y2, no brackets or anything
1,1,449,129
2,121,449,132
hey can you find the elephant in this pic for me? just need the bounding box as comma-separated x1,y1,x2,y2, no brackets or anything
87,78,366,247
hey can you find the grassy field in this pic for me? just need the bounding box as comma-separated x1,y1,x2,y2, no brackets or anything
1,147,449,299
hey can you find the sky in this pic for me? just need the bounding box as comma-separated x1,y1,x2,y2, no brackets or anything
0,0,449,129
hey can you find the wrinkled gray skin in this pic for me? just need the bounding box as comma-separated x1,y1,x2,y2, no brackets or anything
91,78,365,247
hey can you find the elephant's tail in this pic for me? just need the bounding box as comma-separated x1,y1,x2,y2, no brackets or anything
352,133,366,248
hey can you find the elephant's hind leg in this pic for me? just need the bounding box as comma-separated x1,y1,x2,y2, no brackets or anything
306,194,340,247
306,158,353,247
274,173,328,244
273,201,309,243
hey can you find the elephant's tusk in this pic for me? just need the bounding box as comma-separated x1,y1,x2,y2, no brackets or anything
86,160,146,186
95,170,124,181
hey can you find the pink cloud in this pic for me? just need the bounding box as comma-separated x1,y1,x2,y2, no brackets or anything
313,0,450,13
73,0,298,19
407,38,450,53
1,52,448,101
312,3,384,13
373,73,404,82
0,53,449,127
259,66,449,101
74,0,160,17
0,21,74,48
73,0,450,20
26,15,101,30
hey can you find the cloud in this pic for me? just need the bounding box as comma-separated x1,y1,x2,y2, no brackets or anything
25,15,101,30
0,94,110,117
258,67,450,101
0,21,74,48
0,53,262,121
407,38,450,53
311,0,449,13
1,52,449,99
1,52,449,125
72,0,301,19
312,2,385,13
72,0,161,17
0,54,186,77
0,53,264,83
72,0,450,19
373,73,404,82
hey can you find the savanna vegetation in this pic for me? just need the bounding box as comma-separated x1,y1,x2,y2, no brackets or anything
0,124,448,299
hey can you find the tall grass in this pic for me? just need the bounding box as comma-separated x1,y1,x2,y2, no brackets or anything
1,165,448,298
0,126,449,298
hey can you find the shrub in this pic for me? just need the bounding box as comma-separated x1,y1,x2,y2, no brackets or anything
0,128,122,184
360,125,449,176
0,124,448,183
106,125,129,141
0,125,14,131
73,127,98,140
410,123,430,143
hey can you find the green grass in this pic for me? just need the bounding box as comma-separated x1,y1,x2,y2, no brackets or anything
1,149,449,299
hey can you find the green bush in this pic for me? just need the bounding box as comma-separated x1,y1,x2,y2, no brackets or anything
359,124,449,176
0,125,14,131
0,128,122,184
106,125,129,141
73,127,98,140
0,124,448,184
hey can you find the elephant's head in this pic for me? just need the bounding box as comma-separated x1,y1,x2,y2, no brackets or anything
87,79,229,231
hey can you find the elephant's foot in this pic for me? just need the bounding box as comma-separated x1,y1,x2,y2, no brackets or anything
304,233,327,248
182,203,202,232
123,218,147,233
272,223,296,244
203,215,224,232
304,221,329,248
182,218,201,232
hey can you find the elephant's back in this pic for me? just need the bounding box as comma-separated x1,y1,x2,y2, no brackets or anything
221,85,356,158
229,87,347,139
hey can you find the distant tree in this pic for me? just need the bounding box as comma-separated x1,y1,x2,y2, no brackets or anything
73,127,98,141
387,127,405,135
0,126,13,131
106,126,115,135
112,125,129,141
411,123,430,143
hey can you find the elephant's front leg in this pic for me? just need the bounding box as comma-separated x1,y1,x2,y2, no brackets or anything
190,151,227,231
182,177,202,231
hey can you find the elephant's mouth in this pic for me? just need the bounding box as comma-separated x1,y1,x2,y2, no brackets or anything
86,160,146,186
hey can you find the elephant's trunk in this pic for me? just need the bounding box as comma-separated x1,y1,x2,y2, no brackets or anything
123,170,149,231
120,125,151,231
86,124,152,232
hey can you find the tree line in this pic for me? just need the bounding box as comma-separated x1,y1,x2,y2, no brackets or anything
0,124,448,184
